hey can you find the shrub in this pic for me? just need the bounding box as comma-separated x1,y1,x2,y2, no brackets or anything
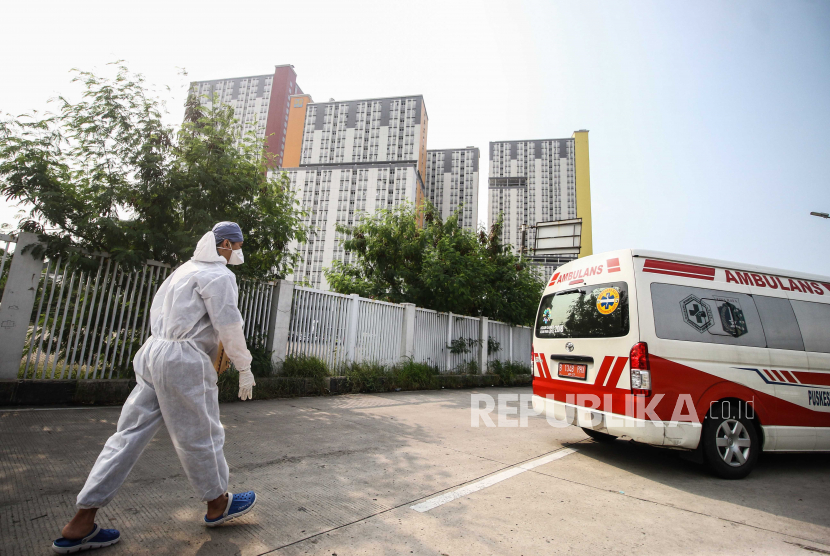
279,354,330,393
392,359,439,390
217,369,240,403
249,343,276,378
487,360,531,383
343,360,389,393
505,360,532,375
447,359,480,375
280,354,331,379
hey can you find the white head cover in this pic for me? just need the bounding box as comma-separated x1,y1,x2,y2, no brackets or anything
192,231,227,265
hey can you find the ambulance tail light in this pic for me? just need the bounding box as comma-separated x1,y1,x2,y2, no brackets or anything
629,342,651,397
531,344,536,381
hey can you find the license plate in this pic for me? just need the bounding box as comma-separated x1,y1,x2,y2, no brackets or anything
558,363,587,380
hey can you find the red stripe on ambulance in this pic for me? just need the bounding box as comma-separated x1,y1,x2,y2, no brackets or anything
643,259,715,281
606,357,628,388
534,354,547,379
791,371,830,387
540,355,551,379
594,356,614,386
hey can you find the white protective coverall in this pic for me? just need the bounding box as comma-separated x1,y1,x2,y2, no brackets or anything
76,231,253,508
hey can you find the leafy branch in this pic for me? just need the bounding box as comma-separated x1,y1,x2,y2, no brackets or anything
0,63,307,280
449,336,502,355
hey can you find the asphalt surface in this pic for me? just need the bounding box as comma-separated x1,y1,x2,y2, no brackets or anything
1,387,829,555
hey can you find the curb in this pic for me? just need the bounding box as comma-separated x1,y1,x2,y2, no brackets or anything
0,374,532,407
0,379,138,406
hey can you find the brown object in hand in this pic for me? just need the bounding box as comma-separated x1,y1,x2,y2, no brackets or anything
214,342,231,375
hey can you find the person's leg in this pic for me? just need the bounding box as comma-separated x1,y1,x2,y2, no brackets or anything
206,493,229,520
62,372,163,538
154,348,229,512
61,509,98,540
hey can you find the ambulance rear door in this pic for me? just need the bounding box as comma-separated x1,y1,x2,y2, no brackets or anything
533,250,639,418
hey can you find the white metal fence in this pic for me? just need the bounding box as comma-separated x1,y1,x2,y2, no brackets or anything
237,279,276,349
449,315,481,371
287,287,532,373
412,311,486,372
20,255,170,379
286,286,352,370
1,234,533,380
488,320,532,366
8,248,275,380
510,323,532,369
413,309,448,370
32,257,165,379
355,298,404,366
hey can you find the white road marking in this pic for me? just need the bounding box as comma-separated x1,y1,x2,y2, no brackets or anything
410,447,577,513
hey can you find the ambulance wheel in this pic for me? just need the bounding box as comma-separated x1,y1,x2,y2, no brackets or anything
702,402,759,480
582,428,617,443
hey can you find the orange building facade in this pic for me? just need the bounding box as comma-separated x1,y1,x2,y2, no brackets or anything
281,93,313,168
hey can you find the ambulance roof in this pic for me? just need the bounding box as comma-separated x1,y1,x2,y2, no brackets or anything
630,250,830,283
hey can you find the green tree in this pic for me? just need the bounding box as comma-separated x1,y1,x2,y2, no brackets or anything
325,202,544,325
0,63,306,280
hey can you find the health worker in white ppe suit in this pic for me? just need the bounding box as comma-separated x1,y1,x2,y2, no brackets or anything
52,222,258,554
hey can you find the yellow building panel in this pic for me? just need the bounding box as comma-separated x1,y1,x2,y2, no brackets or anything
573,130,593,257
282,94,312,168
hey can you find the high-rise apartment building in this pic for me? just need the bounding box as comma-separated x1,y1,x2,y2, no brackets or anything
295,95,428,176
424,148,480,231
188,65,302,168
278,95,429,289
488,131,592,272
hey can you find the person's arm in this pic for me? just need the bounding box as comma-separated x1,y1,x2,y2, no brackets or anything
216,322,255,399
215,322,253,372
202,274,255,400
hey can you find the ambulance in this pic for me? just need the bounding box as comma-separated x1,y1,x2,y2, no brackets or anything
531,250,830,479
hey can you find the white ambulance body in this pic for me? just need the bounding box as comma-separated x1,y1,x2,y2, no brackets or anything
531,249,830,478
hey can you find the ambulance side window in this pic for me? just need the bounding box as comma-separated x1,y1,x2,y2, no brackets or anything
753,295,805,351
650,283,766,348
790,300,830,354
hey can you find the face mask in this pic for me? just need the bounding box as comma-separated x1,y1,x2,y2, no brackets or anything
228,248,244,265
218,244,244,265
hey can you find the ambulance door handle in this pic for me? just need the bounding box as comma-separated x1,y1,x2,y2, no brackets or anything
550,354,594,364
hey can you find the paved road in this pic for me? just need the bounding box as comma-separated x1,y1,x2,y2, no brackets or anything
1,388,829,555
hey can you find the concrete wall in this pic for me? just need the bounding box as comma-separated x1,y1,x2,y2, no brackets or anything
0,233,44,379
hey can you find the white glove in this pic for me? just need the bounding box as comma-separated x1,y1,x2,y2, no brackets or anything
238,368,255,401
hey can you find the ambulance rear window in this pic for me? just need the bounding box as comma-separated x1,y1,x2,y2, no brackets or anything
535,281,630,339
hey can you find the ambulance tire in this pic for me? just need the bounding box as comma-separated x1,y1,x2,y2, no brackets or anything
702,402,759,480
581,428,617,443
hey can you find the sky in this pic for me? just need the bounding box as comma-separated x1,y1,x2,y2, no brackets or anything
2,0,829,274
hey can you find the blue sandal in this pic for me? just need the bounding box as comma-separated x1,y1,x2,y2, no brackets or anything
204,491,257,527
52,524,120,554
